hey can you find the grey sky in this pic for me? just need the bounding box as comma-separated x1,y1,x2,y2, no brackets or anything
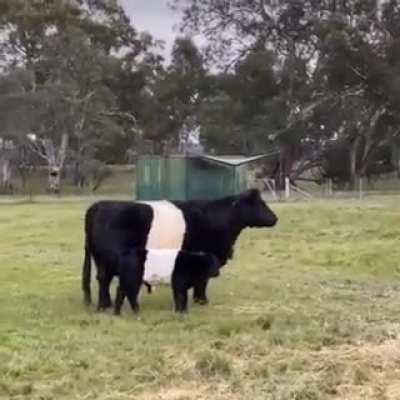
119,0,180,59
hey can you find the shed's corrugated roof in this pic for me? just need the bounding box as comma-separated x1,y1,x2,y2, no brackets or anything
200,153,276,166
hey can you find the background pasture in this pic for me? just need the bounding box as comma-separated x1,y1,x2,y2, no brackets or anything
1,196,400,399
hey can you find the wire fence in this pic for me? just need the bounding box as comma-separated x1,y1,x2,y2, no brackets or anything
259,175,400,202
1,165,400,204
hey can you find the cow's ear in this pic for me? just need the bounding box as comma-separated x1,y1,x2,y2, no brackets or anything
233,189,258,207
240,188,260,202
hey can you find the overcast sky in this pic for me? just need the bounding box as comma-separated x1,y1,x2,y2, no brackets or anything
119,0,180,59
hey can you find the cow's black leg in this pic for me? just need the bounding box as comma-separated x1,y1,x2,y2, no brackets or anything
119,256,143,314
114,285,125,315
97,269,113,310
173,286,188,313
193,278,209,305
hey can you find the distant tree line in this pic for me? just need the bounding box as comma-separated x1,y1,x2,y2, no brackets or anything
1,0,400,192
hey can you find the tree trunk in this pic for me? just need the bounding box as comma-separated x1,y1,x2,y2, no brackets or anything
392,142,400,178
358,105,386,178
48,165,61,194
0,158,13,191
73,159,86,189
272,145,298,189
42,134,69,193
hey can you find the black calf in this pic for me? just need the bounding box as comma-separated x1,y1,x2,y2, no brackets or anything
114,249,221,314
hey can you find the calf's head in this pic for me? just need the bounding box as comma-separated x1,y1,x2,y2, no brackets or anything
195,252,222,278
234,189,278,228
206,253,222,278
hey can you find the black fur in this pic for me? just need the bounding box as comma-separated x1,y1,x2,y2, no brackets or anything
82,189,278,310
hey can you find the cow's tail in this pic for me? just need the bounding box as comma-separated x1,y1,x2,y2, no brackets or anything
82,204,95,305
82,241,92,305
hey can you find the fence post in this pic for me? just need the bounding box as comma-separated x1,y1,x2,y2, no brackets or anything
270,179,278,201
285,177,290,199
272,179,276,194
328,178,333,196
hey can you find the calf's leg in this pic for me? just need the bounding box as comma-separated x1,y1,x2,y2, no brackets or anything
97,268,113,310
119,254,143,314
114,285,125,315
193,278,209,305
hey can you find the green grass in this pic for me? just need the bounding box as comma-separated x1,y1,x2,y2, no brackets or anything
1,197,400,399
1,164,135,197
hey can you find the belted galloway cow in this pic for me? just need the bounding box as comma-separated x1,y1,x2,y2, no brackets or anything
82,188,278,311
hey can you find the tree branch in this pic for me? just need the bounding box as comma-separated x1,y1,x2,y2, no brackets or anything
27,140,49,163
100,110,137,124
57,133,69,167
269,88,364,141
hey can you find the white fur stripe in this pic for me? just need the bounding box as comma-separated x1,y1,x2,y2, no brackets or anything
141,200,186,250
143,249,179,284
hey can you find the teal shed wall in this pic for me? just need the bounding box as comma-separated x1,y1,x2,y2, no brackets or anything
136,155,249,201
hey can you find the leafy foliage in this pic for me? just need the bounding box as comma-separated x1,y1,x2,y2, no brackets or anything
173,0,400,186
0,0,159,191
2,1,400,191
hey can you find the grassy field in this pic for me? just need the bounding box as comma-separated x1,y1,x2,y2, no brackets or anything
1,196,400,399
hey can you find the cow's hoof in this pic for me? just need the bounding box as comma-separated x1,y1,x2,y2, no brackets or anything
97,302,112,310
97,304,112,312
131,304,140,314
175,309,188,314
84,299,92,307
194,298,209,306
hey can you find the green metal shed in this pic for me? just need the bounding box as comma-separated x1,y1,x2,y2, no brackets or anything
135,154,268,201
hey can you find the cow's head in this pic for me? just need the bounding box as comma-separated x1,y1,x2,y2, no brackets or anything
234,189,278,228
